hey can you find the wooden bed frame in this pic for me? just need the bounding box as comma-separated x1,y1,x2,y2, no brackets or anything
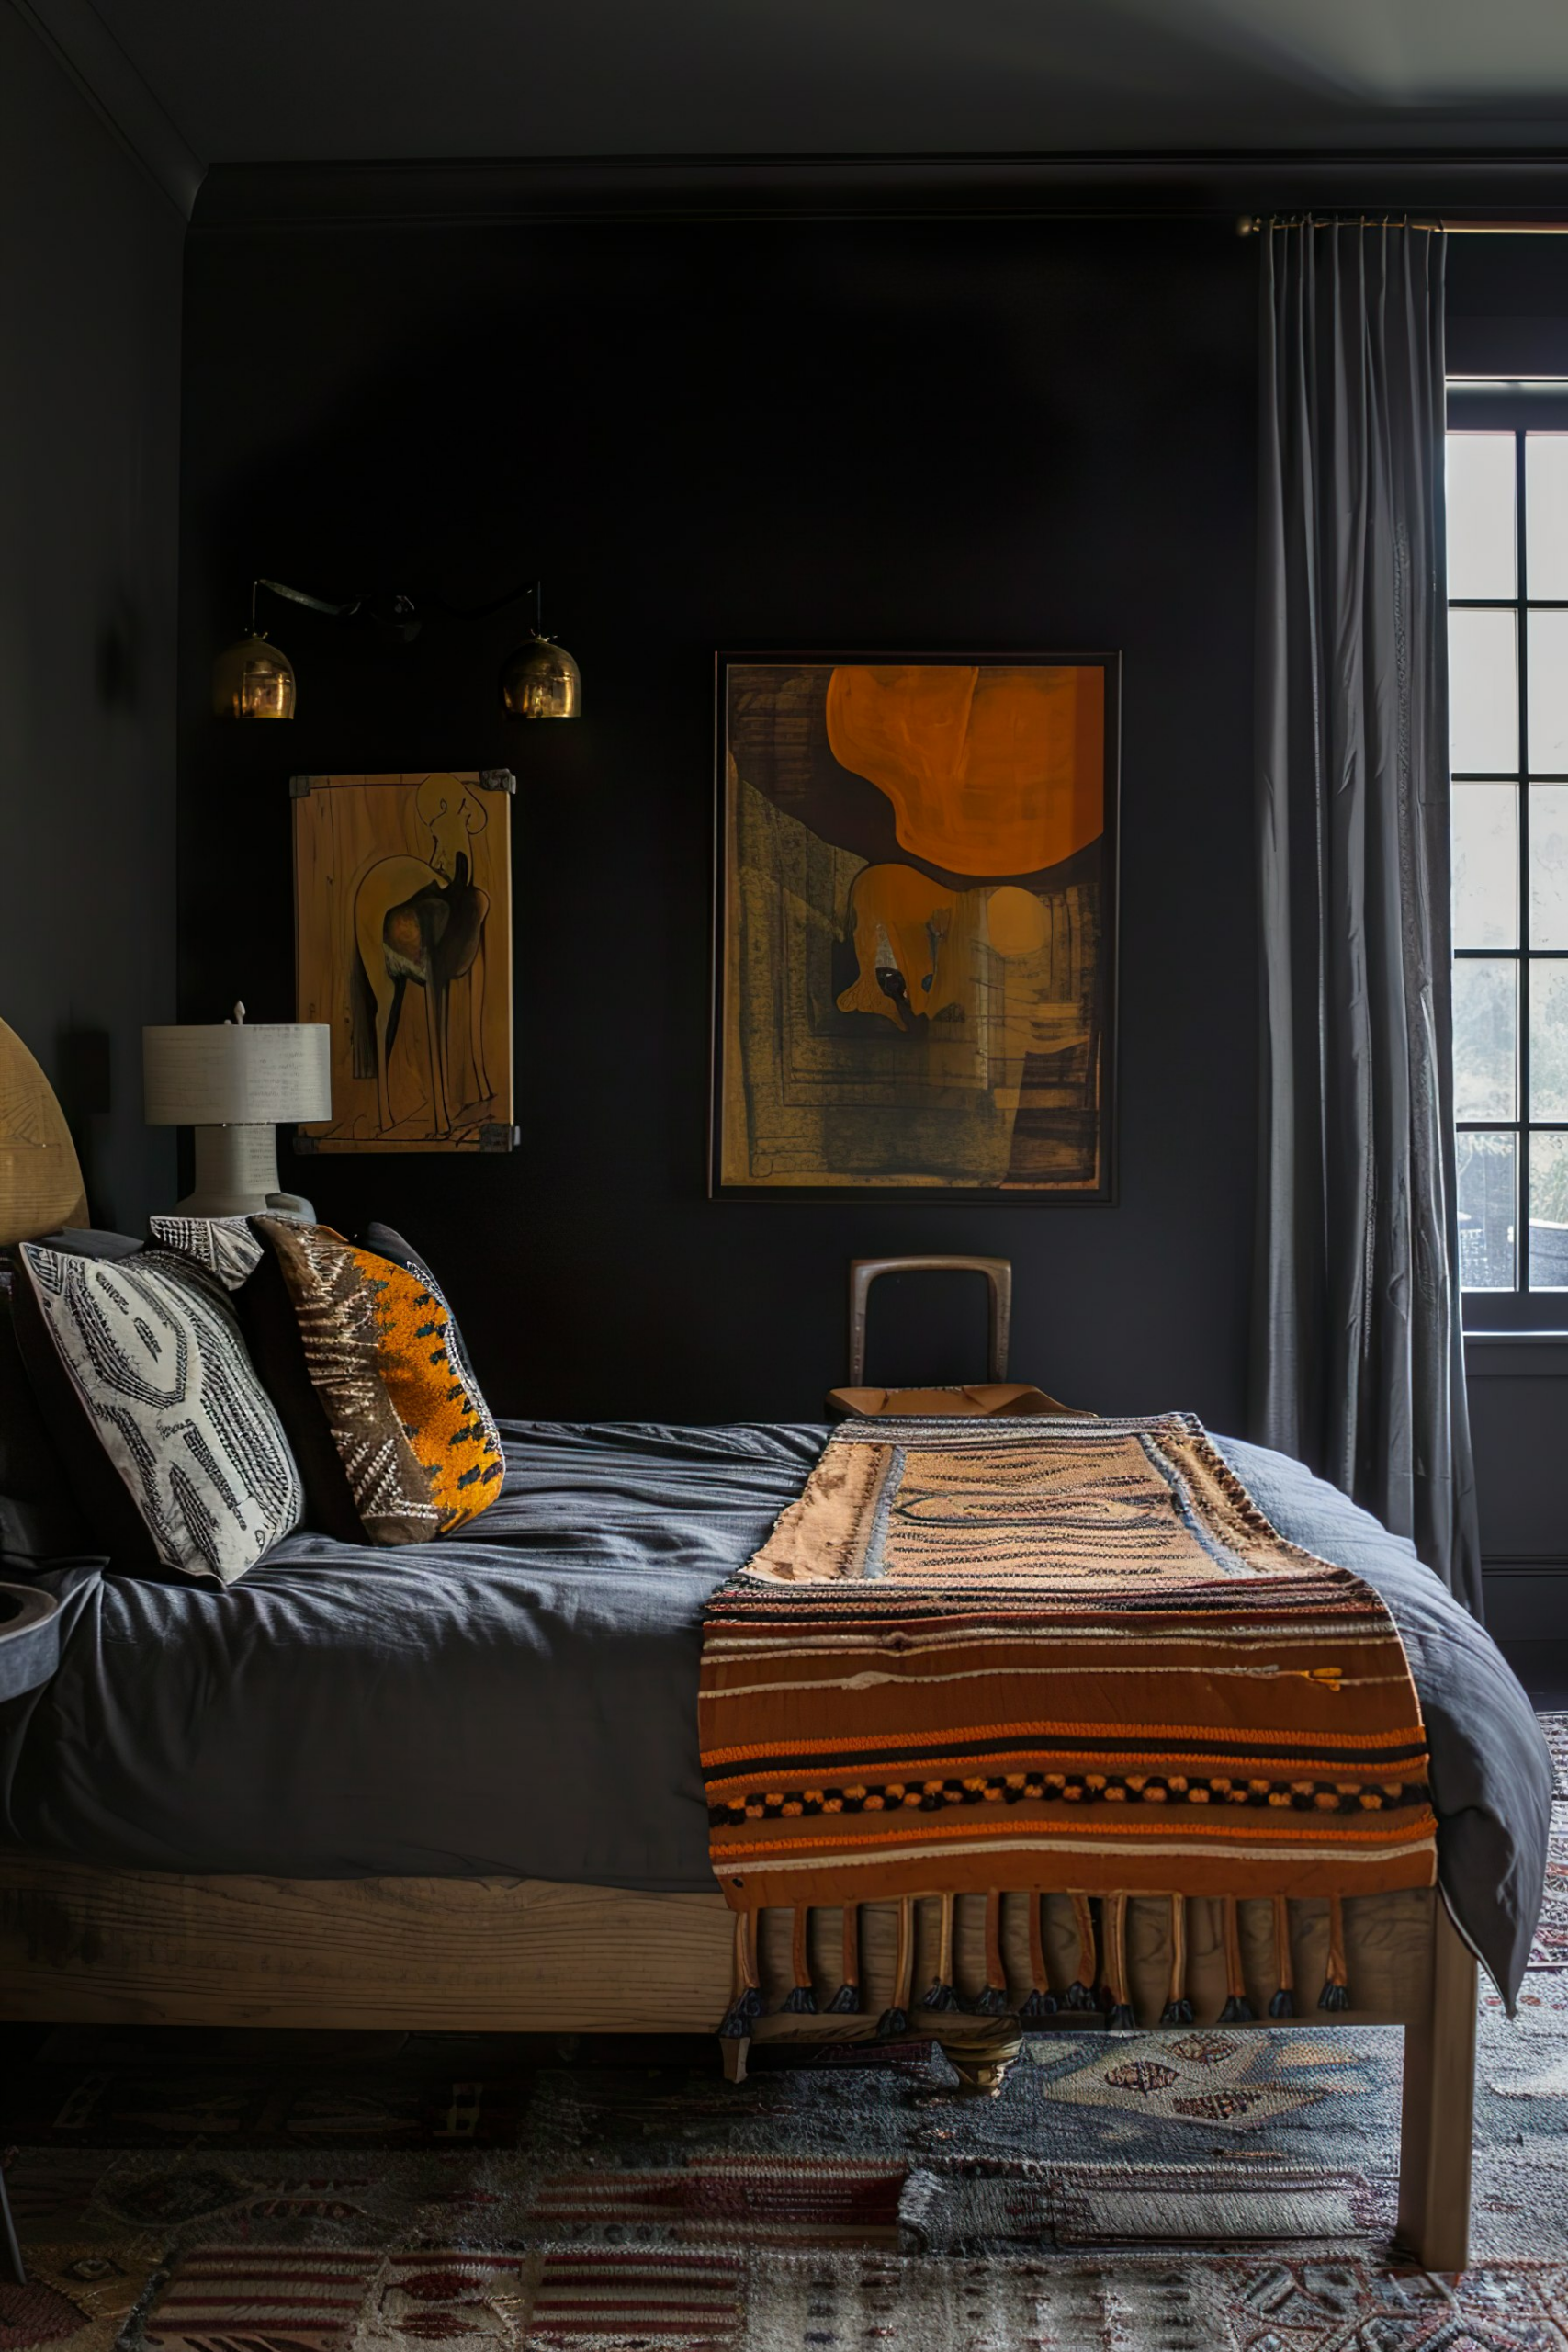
0,1019,1483,2274
0,1860,1478,2271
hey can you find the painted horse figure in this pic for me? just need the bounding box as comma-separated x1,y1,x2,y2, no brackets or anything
349,778,492,1136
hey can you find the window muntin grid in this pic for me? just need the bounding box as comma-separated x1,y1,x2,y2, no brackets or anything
1450,408,1568,1315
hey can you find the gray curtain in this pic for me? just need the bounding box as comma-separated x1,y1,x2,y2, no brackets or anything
1253,220,1482,1612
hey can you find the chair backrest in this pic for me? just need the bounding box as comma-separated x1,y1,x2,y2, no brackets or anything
846,1254,1011,1387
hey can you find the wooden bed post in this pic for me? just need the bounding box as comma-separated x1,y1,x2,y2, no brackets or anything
1395,1900,1478,2273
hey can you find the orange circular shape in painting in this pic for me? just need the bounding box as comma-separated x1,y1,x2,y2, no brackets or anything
986,885,1049,958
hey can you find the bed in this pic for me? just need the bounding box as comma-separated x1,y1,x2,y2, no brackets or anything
0,1416,1553,2273
0,1018,1553,2273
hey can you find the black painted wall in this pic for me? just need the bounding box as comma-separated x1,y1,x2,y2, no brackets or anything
177,214,1258,1423
0,11,182,1234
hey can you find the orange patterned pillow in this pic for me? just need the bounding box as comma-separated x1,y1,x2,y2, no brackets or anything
243,1217,503,1544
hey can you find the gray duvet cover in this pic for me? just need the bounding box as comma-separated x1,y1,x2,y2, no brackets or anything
0,1421,1551,2007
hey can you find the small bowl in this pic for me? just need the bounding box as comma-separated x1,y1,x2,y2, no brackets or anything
0,1580,60,1701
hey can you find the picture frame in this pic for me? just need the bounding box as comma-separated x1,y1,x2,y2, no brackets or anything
291,769,518,1156
711,651,1120,1204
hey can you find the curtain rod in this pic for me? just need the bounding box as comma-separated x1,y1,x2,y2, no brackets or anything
1243,214,1568,235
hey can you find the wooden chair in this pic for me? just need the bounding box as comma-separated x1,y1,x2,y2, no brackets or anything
829,1252,1089,1417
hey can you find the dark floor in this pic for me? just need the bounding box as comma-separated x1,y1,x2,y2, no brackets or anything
1497,1638,1568,1709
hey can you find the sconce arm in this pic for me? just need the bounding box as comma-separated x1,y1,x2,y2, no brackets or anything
427,578,545,630
252,574,553,642
252,577,421,642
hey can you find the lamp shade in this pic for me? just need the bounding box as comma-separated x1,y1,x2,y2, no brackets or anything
500,632,581,718
212,631,296,720
144,1016,331,1125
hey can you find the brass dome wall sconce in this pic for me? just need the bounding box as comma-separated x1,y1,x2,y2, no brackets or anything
498,582,581,719
212,575,580,721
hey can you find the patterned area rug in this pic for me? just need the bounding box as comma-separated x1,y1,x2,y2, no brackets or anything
3,1714,1565,2351
1543,1710,1568,1801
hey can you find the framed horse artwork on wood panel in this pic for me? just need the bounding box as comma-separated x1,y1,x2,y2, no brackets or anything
291,771,517,1155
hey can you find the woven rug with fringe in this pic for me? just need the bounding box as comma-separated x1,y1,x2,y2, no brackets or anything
699,1414,1438,2039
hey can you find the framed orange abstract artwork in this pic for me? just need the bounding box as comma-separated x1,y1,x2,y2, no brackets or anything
712,653,1118,1201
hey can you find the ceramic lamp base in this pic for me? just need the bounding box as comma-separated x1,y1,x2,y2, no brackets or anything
175,1125,316,1221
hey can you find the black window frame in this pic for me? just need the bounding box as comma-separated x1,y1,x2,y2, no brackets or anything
1450,379,1568,1331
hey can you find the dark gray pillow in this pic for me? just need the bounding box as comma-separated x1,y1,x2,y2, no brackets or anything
0,1228,147,1561
364,1223,477,1384
0,1271,94,1560
35,1227,142,1261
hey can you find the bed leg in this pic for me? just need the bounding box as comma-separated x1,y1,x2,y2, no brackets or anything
720,2034,750,2086
1395,1899,1477,2273
0,2156,25,2286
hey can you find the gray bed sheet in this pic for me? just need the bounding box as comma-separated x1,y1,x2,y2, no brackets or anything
0,1420,1551,2007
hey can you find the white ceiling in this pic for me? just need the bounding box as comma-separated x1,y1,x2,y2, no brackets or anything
48,0,1568,170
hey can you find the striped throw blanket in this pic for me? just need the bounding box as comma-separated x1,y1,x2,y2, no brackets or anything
700,1415,1438,2034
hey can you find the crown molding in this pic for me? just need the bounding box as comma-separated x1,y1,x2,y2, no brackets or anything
10,0,203,220
188,149,1568,233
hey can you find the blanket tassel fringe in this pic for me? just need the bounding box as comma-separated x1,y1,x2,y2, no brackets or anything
921,1892,961,2011
1217,1894,1256,2023
1269,1893,1296,2017
718,1907,763,2040
826,1904,862,2013
1100,1891,1136,2030
967,1890,1010,2016
717,1891,1351,2038
1063,1892,1098,2010
1160,1894,1193,2026
1019,1890,1059,2019
780,1905,817,2013
1318,1892,1350,2010
876,1896,915,2038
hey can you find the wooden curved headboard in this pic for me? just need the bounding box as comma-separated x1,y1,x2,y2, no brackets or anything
0,1015,88,1247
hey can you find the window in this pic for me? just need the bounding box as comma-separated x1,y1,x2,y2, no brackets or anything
1450,385,1568,1327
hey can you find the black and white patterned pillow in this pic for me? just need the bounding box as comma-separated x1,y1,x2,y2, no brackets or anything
11,1243,304,1584
149,1213,265,1292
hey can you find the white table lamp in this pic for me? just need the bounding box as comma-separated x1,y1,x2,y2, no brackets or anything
143,1003,332,1216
